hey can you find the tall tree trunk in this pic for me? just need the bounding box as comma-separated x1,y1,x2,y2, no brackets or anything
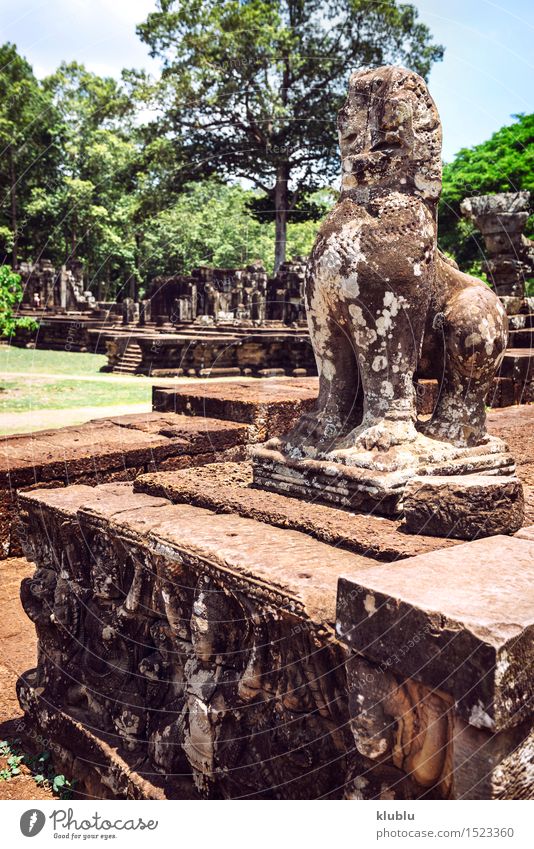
274,162,289,272
9,147,18,268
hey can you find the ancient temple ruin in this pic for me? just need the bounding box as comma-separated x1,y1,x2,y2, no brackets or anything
17,258,96,312
147,258,306,326
11,66,533,802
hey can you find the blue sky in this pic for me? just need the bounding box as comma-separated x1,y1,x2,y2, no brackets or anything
0,0,532,161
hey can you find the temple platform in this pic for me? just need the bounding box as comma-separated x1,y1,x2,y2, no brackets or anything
15,474,534,799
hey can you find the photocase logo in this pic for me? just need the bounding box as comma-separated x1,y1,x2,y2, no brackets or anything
20,809,46,837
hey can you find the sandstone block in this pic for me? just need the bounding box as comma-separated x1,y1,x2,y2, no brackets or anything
403,474,524,539
337,535,534,731
0,412,249,559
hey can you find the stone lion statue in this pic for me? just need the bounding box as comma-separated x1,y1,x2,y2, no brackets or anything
284,65,507,457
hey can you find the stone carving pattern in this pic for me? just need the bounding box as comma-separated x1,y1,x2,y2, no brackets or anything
17,501,457,799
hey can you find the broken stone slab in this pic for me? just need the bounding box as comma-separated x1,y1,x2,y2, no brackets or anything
252,434,516,517
337,535,534,732
403,474,524,539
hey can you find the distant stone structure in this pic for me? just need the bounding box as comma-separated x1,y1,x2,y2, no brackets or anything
17,258,96,312
253,65,521,528
147,259,306,326
266,257,307,323
461,191,534,298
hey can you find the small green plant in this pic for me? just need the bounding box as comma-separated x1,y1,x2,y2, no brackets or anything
0,267,37,339
0,739,75,798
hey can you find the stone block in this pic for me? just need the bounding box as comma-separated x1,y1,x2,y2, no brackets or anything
487,377,515,408
403,474,524,539
152,378,319,441
17,482,376,799
16,479,534,799
337,535,534,731
0,412,249,559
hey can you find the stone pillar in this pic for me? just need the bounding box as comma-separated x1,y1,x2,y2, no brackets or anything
138,299,151,326
461,191,533,298
122,297,135,325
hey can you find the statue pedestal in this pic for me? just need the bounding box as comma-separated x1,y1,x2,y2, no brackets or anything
251,434,518,518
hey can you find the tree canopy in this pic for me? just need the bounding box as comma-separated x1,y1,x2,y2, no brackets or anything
137,0,443,268
439,113,534,269
2,8,531,302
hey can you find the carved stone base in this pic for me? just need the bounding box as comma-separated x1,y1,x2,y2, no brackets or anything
16,672,198,800
15,480,534,799
251,435,516,516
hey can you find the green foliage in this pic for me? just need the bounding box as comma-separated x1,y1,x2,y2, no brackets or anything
0,43,59,265
0,266,37,338
30,62,140,297
137,0,443,265
439,113,534,270
0,739,74,798
140,180,329,277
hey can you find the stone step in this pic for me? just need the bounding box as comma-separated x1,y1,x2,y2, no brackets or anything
499,348,534,377
509,313,534,330
152,361,534,426
152,378,319,441
508,327,534,348
0,412,249,559
134,461,461,561
113,340,143,374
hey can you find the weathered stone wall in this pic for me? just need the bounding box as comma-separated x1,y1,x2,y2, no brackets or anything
16,479,534,799
147,259,304,325
17,259,96,312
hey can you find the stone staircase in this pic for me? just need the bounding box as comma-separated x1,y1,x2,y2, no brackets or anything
112,339,143,374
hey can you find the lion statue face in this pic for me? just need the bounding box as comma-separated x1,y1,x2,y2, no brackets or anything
338,66,442,203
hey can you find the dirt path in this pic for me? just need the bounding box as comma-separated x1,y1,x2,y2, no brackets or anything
0,557,54,800
1,370,258,385
1,403,152,435
1,370,168,383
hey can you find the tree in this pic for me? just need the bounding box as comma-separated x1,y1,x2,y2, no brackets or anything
140,178,328,280
0,43,59,267
137,0,443,269
439,113,534,269
27,62,140,299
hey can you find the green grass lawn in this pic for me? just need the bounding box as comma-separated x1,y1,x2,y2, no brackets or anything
0,376,151,413
0,344,108,375
0,345,151,414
